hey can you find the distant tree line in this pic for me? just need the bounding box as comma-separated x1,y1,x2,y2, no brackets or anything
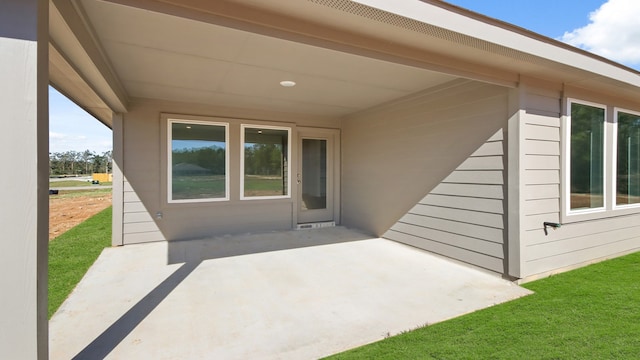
245,144,285,176
171,143,285,176
49,150,112,176
172,146,225,175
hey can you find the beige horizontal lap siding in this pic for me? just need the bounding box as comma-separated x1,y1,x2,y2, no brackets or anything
123,179,165,244
117,99,341,244
341,79,509,275
384,130,507,274
520,91,640,278
519,92,562,276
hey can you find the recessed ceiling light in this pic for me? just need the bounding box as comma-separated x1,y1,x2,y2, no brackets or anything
280,80,296,87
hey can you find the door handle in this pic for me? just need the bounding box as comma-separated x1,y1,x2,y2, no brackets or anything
297,173,301,184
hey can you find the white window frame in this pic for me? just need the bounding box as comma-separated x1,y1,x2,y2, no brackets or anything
240,124,291,200
563,98,608,218
613,107,640,210
167,118,230,203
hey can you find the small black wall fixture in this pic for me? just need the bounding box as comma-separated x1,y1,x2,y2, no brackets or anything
543,222,562,236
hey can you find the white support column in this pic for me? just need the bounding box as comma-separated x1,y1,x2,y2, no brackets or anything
112,112,124,246
507,86,525,279
0,0,49,358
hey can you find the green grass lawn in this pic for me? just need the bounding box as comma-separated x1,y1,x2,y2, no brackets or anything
244,177,286,196
172,175,286,198
327,251,640,359
48,206,112,319
46,206,640,357
50,180,112,187
172,175,226,199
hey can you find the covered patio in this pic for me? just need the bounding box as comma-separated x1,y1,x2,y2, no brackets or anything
49,227,530,359
7,0,640,357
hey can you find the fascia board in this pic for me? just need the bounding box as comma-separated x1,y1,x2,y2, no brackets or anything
354,0,640,89
50,0,128,113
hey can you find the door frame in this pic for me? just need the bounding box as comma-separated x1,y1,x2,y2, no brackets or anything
295,127,340,225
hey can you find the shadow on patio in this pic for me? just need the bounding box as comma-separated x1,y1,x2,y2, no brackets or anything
49,227,531,359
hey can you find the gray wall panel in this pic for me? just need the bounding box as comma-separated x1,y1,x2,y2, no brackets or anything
385,230,504,273
391,223,504,257
119,99,338,244
526,155,559,170
526,238,640,276
123,212,154,223
399,214,504,243
526,214,640,245
524,124,560,141
519,86,640,278
524,170,559,185
342,79,509,274
410,204,504,228
431,183,504,199
456,156,505,170
524,199,560,215
523,184,559,200
443,170,504,185
524,140,560,156
420,194,504,214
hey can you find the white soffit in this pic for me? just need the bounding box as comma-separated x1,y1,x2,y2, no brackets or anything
353,0,640,89
197,0,638,91
49,0,128,115
49,43,113,125
78,0,457,117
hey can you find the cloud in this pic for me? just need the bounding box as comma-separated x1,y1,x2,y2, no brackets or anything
561,0,640,66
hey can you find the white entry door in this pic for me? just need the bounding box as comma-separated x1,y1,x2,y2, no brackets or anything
297,129,339,224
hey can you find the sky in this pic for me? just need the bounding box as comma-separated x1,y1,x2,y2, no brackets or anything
49,86,112,154
445,0,640,67
49,0,640,153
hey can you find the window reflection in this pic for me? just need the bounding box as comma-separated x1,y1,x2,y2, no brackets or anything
570,103,604,210
170,121,227,201
243,127,289,198
617,111,640,205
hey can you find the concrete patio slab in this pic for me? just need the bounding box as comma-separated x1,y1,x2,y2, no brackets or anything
49,227,531,359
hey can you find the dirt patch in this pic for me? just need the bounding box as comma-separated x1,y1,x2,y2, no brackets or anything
49,191,112,241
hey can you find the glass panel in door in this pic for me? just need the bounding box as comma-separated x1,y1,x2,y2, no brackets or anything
298,134,334,224
301,139,327,210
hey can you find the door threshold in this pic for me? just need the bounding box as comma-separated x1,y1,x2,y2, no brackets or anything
296,221,336,230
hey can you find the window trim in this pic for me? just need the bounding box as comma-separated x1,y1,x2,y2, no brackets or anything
613,107,640,210
563,98,608,218
167,118,230,203
240,124,291,201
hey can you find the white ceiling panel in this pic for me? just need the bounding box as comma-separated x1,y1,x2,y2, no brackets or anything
124,81,357,117
102,42,233,92
80,0,458,117
81,0,250,63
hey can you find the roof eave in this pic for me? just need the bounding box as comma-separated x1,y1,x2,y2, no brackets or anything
49,0,129,127
356,0,640,89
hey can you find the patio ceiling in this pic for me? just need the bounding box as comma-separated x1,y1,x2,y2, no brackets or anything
49,0,640,127
51,0,457,124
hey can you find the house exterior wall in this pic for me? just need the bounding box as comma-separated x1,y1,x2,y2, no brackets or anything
384,130,507,274
341,79,509,274
113,78,640,280
118,98,339,244
517,82,640,280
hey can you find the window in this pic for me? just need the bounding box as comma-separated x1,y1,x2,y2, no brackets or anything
568,101,605,211
168,119,228,202
241,125,290,199
616,109,640,206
